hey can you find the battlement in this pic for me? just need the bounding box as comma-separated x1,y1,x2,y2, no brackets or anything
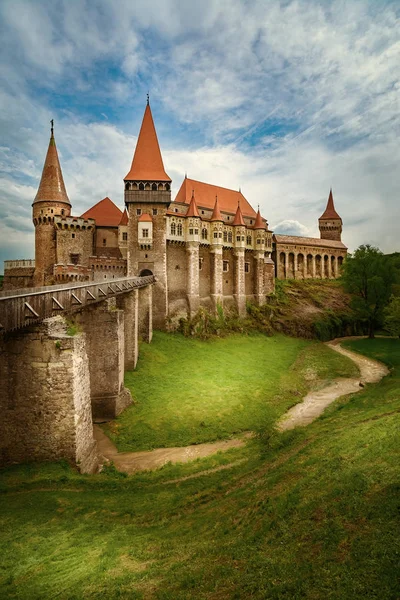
4,259,35,270
54,216,95,231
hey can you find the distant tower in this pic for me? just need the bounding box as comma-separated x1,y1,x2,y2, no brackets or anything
32,122,71,286
124,101,171,327
319,189,342,242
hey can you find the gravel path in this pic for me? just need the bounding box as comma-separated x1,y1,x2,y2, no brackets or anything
95,337,389,473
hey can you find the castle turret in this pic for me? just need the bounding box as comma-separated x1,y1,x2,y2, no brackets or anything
319,189,342,242
32,122,71,286
124,99,171,327
232,203,246,316
210,196,224,309
186,192,201,314
254,207,267,305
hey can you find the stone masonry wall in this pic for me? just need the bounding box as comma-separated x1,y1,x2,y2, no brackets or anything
0,316,98,473
56,227,94,267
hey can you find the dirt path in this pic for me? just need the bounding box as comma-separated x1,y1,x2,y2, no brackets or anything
95,337,389,473
94,426,251,474
278,337,389,431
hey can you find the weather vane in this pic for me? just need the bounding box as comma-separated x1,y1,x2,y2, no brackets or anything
50,119,54,135
147,92,149,105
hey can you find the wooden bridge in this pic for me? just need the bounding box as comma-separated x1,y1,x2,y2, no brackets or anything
0,275,156,333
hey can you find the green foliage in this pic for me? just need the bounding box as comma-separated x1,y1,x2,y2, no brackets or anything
384,295,400,337
66,320,80,336
342,245,397,337
0,339,398,599
104,332,356,452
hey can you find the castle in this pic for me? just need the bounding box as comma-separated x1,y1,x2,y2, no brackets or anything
3,101,347,326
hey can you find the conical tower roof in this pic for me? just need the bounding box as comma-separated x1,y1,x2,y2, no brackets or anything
124,102,171,181
33,125,70,205
254,207,265,229
186,191,200,217
232,203,245,226
211,196,223,222
319,189,342,220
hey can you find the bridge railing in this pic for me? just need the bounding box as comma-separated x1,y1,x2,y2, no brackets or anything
0,275,156,333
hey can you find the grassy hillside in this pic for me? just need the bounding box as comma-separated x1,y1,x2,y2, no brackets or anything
103,332,357,451
0,338,399,599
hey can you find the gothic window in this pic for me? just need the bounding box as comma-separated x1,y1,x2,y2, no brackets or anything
195,229,198,235
247,235,252,245
177,223,183,236
236,235,241,242
223,260,229,272
142,229,149,238
245,262,250,273
122,232,128,241
139,183,145,191
223,231,228,242
170,222,176,235
125,182,130,191
152,183,157,191
136,208,142,216
165,183,170,191
202,228,208,239
228,232,232,243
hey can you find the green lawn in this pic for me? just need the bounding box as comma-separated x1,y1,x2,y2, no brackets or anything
0,338,399,599
104,332,358,451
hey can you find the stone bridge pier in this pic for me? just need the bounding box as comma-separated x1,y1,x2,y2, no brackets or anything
0,279,153,473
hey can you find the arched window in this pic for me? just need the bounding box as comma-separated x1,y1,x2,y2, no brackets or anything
152,183,157,191
247,235,252,245
228,231,232,243
223,231,228,242
170,222,176,235
177,223,183,236
125,182,130,191
201,228,208,240
139,183,145,191
165,183,170,191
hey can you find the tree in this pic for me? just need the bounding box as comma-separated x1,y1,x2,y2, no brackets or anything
384,296,400,337
341,245,396,338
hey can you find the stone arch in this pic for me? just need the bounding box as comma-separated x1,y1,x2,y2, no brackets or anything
140,269,153,277
279,252,285,277
338,256,344,270
307,254,313,277
324,255,329,278
297,253,304,279
288,252,295,278
315,254,322,278
331,255,336,277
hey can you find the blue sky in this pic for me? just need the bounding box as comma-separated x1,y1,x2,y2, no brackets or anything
1,0,399,271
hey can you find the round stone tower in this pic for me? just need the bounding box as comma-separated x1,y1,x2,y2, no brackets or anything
32,123,71,286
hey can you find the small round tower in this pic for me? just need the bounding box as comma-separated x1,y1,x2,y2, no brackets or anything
32,122,71,285
318,189,342,242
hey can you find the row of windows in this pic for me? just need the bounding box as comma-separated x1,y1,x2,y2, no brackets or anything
136,208,158,216
170,223,183,236
198,259,250,273
125,182,170,191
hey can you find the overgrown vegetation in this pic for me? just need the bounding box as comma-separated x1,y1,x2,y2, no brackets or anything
0,338,398,599
104,331,357,451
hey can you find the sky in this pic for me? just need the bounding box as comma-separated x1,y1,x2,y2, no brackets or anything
1,0,399,271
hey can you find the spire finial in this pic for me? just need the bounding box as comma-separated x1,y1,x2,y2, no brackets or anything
146,92,149,105
239,186,241,193
50,119,54,136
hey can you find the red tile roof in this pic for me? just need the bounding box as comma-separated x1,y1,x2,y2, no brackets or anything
124,103,171,182
81,197,123,227
33,131,70,205
232,203,245,226
119,209,128,226
319,189,342,220
186,191,200,217
211,196,223,222
174,178,257,218
254,208,266,229
138,213,152,222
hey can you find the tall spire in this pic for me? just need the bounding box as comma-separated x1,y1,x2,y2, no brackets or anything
254,207,265,229
124,103,171,181
211,196,223,222
232,202,245,226
186,190,200,217
319,188,341,220
33,122,70,205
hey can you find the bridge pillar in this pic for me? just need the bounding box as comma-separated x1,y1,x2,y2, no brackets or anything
117,288,139,370
139,284,153,343
0,316,98,473
77,298,132,421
